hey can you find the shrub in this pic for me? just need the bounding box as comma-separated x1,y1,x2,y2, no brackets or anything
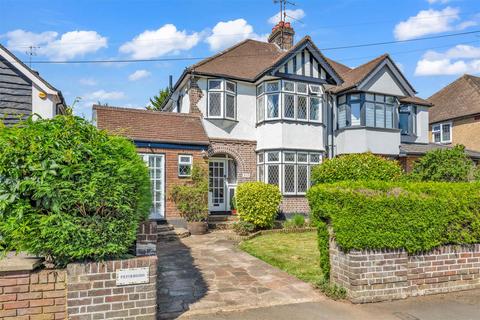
0,116,151,266
283,214,306,229
170,165,208,222
308,181,480,253
411,145,476,182
311,153,402,185
236,182,282,228
315,277,347,300
232,221,256,235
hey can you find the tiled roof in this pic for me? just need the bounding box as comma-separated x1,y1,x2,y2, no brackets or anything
400,143,480,159
93,105,209,145
399,96,432,107
428,74,480,124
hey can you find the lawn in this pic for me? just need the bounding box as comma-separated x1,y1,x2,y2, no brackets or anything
239,231,322,284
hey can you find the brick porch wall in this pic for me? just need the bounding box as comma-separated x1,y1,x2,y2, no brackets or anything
330,237,480,303
280,196,310,214
208,138,257,184
137,146,207,219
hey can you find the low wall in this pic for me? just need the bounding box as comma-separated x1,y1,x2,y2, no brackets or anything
330,238,480,303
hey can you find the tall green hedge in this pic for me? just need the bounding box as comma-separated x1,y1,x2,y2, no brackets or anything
236,182,282,228
311,153,402,185
0,116,151,266
308,181,480,253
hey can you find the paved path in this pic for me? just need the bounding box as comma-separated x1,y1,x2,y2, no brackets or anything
185,289,480,320
156,232,323,319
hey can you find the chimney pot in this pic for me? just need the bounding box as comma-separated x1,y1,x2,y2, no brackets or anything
268,21,295,50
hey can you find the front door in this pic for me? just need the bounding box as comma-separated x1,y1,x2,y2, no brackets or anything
141,154,165,220
209,159,227,212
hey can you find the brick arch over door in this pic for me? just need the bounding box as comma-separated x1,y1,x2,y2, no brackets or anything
208,139,257,184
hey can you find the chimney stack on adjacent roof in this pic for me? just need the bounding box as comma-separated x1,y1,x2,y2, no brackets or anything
268,21,294,50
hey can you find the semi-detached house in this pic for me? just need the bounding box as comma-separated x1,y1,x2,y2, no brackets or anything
95,22,449,222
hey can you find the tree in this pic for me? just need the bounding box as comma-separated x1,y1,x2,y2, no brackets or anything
147,87,170,111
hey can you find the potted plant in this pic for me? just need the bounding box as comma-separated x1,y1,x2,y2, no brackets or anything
170,164,209,235
230,196,237,215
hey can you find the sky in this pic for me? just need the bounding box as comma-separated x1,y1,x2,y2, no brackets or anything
1,0,479,119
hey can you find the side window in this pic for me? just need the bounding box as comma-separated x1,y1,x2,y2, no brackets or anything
178,155,193,177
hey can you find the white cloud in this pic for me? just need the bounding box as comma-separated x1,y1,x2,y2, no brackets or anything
5,29,107,60
415,45,480,76
119,24,200,59
393,7,476,40
267,9,305,24
206,19,268,51
79,78,97,86
87,90,125,101
128,69,151,81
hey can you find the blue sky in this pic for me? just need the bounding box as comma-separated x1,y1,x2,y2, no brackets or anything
1,0,479,119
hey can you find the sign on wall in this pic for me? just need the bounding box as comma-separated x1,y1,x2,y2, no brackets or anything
116,267,150,286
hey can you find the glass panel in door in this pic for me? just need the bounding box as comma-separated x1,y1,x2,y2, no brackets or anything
209,160,227,211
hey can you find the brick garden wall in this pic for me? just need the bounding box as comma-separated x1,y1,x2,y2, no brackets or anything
0,269,67,319
330,238,480,303
280,196,310,214
136,220,158,256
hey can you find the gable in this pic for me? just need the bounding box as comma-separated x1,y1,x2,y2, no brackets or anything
361,65,408,96
279,47,327,80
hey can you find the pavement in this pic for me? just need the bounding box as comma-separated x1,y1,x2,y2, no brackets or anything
157,231,480,320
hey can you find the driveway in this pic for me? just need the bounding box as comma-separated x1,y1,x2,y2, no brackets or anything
156,231,323,319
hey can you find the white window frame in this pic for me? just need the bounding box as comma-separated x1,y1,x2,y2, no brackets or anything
432,122,452,144
178,154,193,177
207,79,237,120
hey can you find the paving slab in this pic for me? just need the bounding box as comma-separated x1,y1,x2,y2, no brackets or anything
156,231,323,319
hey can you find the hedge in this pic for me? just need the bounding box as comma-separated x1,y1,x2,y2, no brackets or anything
0,116,151,266
310,153,402,184
308,181,480,253
236,182,282,228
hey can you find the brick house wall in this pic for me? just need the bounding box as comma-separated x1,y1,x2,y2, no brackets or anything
280,196,310,214
429,116,480,152
398,155,420,173
137,146,207,219
330,238,480,303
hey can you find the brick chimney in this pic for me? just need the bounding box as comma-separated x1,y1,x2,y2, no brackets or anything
268,21,294,50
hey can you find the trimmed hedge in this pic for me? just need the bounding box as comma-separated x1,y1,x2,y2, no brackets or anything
0,116,151,266
308,181,480,253
236,182,282,228
311,153,402,185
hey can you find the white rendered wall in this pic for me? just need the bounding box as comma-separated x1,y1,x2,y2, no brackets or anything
31,84,56,119
256,122,325,151
336,128,400,156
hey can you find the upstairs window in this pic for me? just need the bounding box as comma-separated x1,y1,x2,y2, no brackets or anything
432,122,452,143
399,105,417,135
207,79,236,120
256,80,323,124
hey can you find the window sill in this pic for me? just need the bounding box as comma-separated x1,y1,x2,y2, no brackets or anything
335,126,400,133
256,119,324,127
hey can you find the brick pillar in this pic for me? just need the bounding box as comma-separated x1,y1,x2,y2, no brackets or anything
136,221,157,256
188,76,203,115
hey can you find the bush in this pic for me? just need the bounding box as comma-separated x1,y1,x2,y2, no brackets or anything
0,116,151,266
283,214,306,229
411,145,476,182
170,165,208,222
232,221,256,235
315,277,347,300
308,181,480,253
236,182,282,228
311,153,402,185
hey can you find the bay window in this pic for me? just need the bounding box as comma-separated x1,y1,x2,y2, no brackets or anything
207,79,237,120
257,150,322,195
256,80,323,124
432,122,452,143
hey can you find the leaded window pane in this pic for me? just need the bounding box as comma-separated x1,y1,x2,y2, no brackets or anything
266,81,279,92
267,165,279,186
226,94,235,119
310,97,320,121
226,81,236,93
297,165,308,193
298,153,308,163
179,164,191,176
257,96,265,122
366,102,375,127
309,85,321,94
208,80,222,90
267,94,279,118
257,84,264,96
284,152,295,162
258,152,264,163
297,95,307,120
267,152,279,162
283,81,295,92
208,92,222,117
375,104,385,128
284,165,296,193
258,165,264,182
297,82,307,94
284,94,295,119
310,153,320,163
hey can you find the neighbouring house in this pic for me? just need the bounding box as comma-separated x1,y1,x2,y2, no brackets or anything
0,43,65,125
94,22,463,220
428,74,480,152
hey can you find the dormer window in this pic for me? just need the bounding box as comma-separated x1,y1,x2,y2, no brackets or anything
256,80,323,124
207,79,236,120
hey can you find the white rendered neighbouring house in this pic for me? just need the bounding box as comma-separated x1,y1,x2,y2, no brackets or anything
158,22,436,214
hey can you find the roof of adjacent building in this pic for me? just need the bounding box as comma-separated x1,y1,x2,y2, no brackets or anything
93,105,210,146
428,74,480,124
400,143,480,159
